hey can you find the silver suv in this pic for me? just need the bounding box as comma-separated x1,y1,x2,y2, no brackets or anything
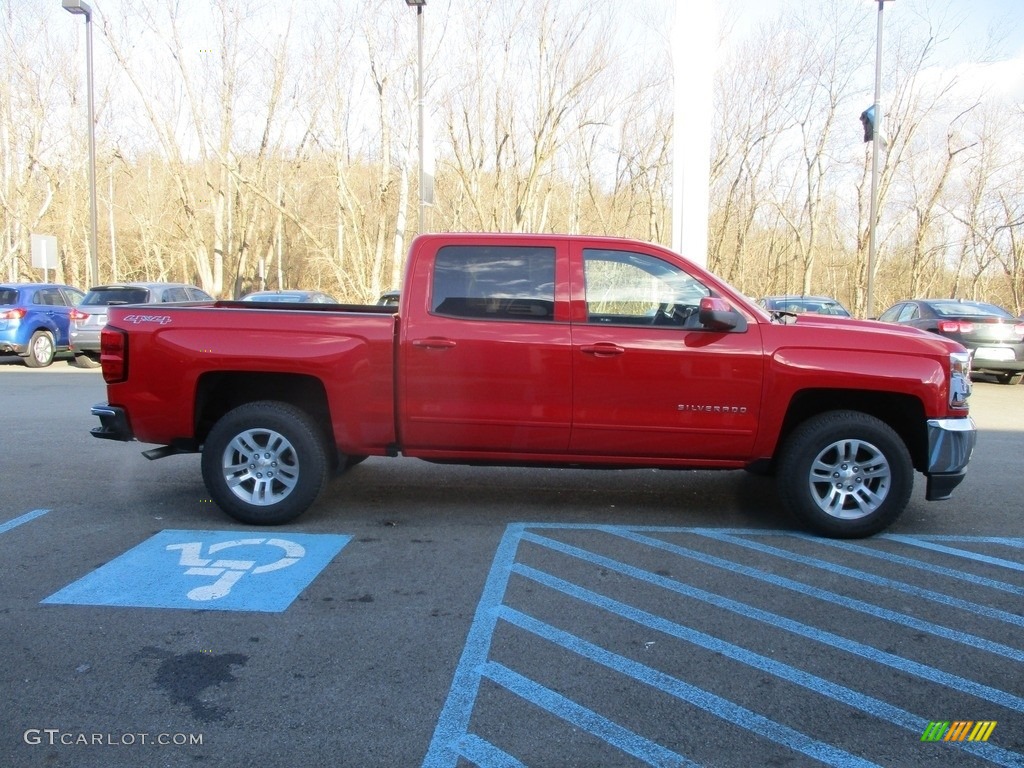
70,282,213,367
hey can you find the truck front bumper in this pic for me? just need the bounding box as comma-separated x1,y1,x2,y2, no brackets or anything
924,417,977,501
90,402,134,442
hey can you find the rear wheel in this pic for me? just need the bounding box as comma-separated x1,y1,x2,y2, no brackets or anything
24,331,55,368
996,372,1023,385
74,353,101,369
201,401,329,525
777,410,913,538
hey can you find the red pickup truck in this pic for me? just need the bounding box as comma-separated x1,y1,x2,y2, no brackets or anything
90,233,976,538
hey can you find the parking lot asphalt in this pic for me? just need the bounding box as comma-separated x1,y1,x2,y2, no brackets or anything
1,360,1022,767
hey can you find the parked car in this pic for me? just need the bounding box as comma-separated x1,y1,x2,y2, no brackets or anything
240,290,337,303
70,282,213,367
759,295,852,317
377,290,400,307
877,299,1024,384
0,283,86,367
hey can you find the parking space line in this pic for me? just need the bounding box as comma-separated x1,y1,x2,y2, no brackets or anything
882,535,1024,570
0,509,48,535
482,660,697,767
680,529,1024,635
792,535,1024,597
509,564,1024,767
524,530,1024,712
426,525,1024,767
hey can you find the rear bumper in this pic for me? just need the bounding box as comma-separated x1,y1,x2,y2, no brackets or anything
924,417,976,501
90,402,134,442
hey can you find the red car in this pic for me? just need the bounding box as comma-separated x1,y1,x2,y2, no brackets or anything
878,299,1024,385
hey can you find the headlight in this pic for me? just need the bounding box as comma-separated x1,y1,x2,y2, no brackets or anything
949,351,972,409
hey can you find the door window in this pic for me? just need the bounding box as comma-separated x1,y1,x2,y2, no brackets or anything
583,249,709,327
431,245,555,321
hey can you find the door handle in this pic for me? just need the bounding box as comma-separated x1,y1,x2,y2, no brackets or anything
411,337,457,349
580,343,625,357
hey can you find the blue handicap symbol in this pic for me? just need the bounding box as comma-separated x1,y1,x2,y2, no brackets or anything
42,529,351,612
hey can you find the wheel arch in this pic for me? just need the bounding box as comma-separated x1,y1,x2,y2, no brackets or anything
194,372,336,466
778,389,928,472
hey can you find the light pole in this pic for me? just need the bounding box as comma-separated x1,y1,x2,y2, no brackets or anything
404,0,428,234
63,0,99,287
865,0,893,319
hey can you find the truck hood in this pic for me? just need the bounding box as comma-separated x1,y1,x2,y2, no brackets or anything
765,313,968,357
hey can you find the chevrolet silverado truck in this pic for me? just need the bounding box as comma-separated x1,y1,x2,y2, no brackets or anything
90,233,976,538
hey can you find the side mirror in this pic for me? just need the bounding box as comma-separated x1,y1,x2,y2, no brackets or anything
698,296,744,331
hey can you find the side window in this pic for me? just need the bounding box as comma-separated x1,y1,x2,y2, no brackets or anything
583,249,710,326
897,304,918,322
431,245,555,321
877,305,902,322
34,289,62,306
163,287,189,302
61,287,85,306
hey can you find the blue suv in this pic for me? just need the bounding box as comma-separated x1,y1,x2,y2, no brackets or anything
0,283,86,367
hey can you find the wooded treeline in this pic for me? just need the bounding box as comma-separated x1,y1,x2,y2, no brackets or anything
2,0,1023,315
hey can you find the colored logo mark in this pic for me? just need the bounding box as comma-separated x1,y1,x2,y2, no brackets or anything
921,721,997,742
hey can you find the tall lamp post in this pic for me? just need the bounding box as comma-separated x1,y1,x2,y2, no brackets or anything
865,0,893,319
63,0,99,287
404,0,428,234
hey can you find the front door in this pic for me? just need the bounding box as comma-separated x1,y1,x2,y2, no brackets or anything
569,246,763,460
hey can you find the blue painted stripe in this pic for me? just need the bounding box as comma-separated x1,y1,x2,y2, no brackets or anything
882,535,1024,571
456,733,526,768
684,529,1024,638
904,535,1024,549
0,509,48,534
495,606,880,768
507,567,1024,768
520,531,1024,712
790,534,1024,598
481,661,697,768
423,524,525,768
608,527,1024,661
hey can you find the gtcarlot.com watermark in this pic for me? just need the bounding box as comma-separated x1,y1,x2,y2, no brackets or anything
24,729,203,747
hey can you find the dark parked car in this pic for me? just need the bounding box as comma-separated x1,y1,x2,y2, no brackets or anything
758,295,852,317
0,283,86,367
240,290,337,303
878,299,1024,384
377,290,400,307
70,282,214,367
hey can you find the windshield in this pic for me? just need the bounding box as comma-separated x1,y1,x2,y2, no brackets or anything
83,288,151,306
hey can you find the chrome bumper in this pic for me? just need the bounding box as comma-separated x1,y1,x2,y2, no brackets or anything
924,417,976,501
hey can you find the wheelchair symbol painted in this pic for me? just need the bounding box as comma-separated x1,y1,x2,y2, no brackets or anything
166,538,305,601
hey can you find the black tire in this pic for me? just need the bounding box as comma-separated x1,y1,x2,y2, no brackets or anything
201,401,329,525
24,330,55,368
777,410,913,538
996,372,1023,385
74,353,101,369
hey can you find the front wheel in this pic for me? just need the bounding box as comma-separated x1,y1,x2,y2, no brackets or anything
201,401,329,525
777,410,913,538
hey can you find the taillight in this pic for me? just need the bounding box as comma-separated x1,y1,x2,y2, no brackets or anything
937,320,973,334
1,308,26,320
69,308,90,321
1014,323,1024,340
101,327,128,383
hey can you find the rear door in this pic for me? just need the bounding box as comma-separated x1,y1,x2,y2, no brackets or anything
400,239,572,454
569,244,764,460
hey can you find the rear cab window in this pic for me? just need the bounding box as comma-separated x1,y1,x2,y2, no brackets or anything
430,245,556,322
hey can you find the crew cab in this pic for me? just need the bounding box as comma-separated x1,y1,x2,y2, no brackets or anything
90,233,976,538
